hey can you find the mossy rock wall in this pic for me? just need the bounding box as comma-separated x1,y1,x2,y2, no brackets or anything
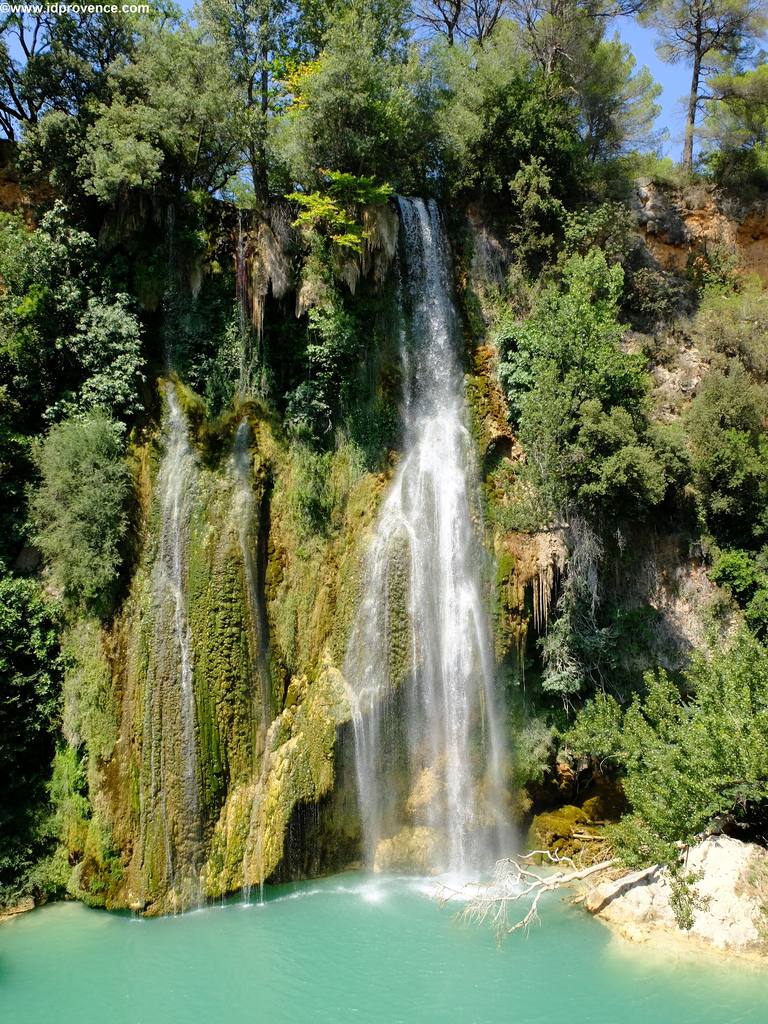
52,379,388,912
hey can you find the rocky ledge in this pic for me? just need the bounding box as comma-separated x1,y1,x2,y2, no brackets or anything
585,836,768,960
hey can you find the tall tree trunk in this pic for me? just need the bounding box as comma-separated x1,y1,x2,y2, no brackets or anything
253,45,270,206
683,47,702,172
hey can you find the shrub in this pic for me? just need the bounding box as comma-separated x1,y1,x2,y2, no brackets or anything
686,363,768,546
30,414,132,615
498,248,676,523
0,571,63,906
567,632,768,867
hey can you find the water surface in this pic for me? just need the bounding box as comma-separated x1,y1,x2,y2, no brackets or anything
1,874,766,1023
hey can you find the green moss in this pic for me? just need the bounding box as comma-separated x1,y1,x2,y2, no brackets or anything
528,804,611,864
202,658,352,898
61,619,118,761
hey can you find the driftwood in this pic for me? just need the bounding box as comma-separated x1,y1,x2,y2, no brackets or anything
440,852,617,939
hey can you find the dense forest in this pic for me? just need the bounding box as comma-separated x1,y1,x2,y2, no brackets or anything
1,0,768,925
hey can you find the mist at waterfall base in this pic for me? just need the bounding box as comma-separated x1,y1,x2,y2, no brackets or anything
3,877,767,1024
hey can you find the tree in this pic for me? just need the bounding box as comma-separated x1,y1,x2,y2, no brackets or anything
30,413,131,615
497,249,675,523
0,204,145,428
280,0,434,191
434,21,586,198
198,0,291,202
506,0,652,78
50,295,145,424
685,362,768,546
640,0,768,171
414,0,509,45
568,631,768,868
78,22,244,202
0,10,142,140
415,0,465,44
574,35,662,161
707,63,768,148
702,64,768,186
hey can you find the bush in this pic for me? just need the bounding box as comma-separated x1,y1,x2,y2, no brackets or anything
30,413,132,615
566,632,768,867
690,284,768,380
0,570,63,907
686,363,768,546
497,249,677,523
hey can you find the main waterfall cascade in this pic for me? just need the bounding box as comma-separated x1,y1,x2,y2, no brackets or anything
346,197,510,876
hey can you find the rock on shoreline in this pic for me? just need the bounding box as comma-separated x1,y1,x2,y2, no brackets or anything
0,896,35,924
585,836,768,959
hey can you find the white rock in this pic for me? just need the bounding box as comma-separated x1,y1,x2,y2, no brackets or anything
585,836,768,958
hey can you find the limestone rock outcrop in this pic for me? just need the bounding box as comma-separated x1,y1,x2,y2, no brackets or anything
586,836,768,959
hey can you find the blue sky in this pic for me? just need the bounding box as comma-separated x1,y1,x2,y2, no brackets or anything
615,18,692,158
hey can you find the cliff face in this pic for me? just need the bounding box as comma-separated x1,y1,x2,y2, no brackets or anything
48,189,736,912
60,383,388,913
50,204,401,913
634,180,768,285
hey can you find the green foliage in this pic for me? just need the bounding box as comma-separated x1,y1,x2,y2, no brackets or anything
435,24,586,208
685,363,768,546
284,297,363,442
288,171,393,253
574,34,662,163
61,620,118,760
51,295,145,423
568,632,768,871
704,65,768,192
689,283,768,379
281,0,434,192
498,249,677,523
640,0,767,169
0,204,145,428
507,156,567,271
710,547,768,639
511,717,556,790
22,16,244,204
564,690,624,763
686,243,740,296
0,570,63,907
30,413,132,616
538,519,618,699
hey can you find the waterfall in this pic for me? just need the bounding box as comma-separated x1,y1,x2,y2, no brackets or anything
346,198,509,876
139,383,202,903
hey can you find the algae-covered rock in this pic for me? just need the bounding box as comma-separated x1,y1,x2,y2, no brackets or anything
527,804,610,865
529,805,588,856
203,653,354,897
580,781,626,824
373,826,444,874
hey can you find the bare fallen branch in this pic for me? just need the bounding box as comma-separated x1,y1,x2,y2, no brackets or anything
443,852,618,940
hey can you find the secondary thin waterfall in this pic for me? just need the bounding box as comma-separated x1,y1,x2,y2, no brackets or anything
139,383,202,901
346,198,509,875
